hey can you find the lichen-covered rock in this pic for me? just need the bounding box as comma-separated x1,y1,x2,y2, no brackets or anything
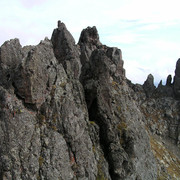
0,86,74,180
132,65,180,179
80,47,157,179
0,34,97,179
13,38,57,107
0,21,180,180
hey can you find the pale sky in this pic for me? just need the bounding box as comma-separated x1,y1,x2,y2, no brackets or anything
1,0,180,85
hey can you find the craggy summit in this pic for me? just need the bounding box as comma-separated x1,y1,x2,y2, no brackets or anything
0,21,179,180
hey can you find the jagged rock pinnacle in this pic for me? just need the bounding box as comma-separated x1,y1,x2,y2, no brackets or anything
143,74,156,98
174,58,180,98
166,74,172,86
57,20,66,31
57,20,61,28
78,26,101,46
51,21,81,79
0,21,179,180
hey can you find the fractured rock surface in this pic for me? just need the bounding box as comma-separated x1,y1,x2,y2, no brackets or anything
0,21,179,180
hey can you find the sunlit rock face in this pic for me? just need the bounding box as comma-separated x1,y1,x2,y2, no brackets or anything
0,21,179,180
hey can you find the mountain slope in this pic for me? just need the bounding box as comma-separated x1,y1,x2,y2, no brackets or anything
0,21,179,180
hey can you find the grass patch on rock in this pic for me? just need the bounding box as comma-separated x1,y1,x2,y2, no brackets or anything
150,136,180,179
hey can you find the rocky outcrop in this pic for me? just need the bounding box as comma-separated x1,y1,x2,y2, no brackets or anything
166,75,172,86
174,58,180,98
51,20,81,79
132,61,180,179
79,28,156,179
143,74,156,98
0,21,179,180
0,33,96,179
0,38,23,91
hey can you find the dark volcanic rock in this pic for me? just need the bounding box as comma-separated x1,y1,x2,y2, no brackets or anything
79,30,157,179
174,58,180,98
13,38,57,107
0,39,23,90
79,26,101,46
155,79,174,98
51,20,81,79
0,21,180,180
106,47,125,78
85,51,157,180
78,26,102,67
143,74,156,98
0,34,97,179
166,74,172,86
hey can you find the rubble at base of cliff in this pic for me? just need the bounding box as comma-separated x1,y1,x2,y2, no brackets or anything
0,21,179,180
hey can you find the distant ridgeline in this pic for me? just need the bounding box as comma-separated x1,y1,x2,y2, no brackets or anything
0,21,179,180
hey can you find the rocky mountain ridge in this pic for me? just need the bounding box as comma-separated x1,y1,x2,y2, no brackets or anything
0,21,179,180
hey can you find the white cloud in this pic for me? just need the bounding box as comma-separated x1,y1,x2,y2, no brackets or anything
105,0,180,25
105,33,142,44
140,24,160,31
19,0,48,8
124,60,151,84
0,0,179,84
152,40,180,52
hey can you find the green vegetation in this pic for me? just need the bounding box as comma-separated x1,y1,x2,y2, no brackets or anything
117,106,121,112
89,121,96,125
96,154,108,180
150,136,180,179
51,125,57,131
50,85,56,97
60,82,66,88
111,81,119,91
157,173,168,180
117,121,128,145
52,113,58,123
92,145,96,154
15,108,23,114
96,173,108,180
37,114,46,126
39,156,44,167
36,175,41,180
117,122,127,133
112,81,118,86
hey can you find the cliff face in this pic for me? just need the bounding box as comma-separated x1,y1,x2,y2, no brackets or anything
0,21,179,180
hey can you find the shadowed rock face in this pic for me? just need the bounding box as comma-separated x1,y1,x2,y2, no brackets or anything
174,58,180,98
143,74,156,98
79,26,101,46
0,21,179,180
51,20,81,79
166,74,172,86
0,39,23,90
